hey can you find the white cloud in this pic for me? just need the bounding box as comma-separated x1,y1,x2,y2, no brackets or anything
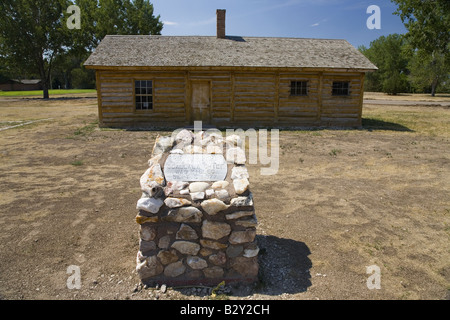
163,21,178,26
310,18,327,27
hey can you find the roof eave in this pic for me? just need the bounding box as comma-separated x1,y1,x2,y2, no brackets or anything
83,64,377,73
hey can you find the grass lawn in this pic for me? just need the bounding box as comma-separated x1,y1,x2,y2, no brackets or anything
0,89,96,96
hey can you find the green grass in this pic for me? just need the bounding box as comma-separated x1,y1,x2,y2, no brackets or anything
329,149,342,156
0,89,96,97
66,121,99,139
0,121,24,128
73,122,97,136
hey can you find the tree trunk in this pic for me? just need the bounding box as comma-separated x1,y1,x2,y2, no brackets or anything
430,54,437,97
41,74,50,99
64,72,69,89
431,78,438,97
37,58,50,99
43,84,49,99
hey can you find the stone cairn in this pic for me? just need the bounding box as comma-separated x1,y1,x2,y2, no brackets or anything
135,129,259,286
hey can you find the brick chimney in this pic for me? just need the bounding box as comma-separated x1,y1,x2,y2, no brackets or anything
216,9,226,39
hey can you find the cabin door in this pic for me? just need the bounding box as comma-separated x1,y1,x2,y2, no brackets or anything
191,81,211,125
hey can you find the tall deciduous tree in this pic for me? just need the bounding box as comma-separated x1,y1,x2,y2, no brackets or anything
74,0,163,51
391,0,450,96
0,0,163,97
0,0,73,99
359,34,410,95
408,50,450,94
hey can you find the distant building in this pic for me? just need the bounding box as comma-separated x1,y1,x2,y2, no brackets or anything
0,79,43,91
84,9,377,128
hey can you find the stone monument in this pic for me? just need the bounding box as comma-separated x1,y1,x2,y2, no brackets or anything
135,129,259,286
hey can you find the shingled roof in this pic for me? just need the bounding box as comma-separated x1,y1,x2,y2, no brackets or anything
84,35,377,71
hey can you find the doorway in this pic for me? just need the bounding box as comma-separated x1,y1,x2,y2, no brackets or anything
191,81,211,125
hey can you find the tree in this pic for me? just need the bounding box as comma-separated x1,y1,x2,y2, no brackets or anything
51,51,91,89
74,0,163,51
0,38,14,82
359,34,410,95
358,45,382,92
0,0,163,98
391,0,450,96
71,67,96,89
0,0,73,99
70,0,163,90
66,0,163,89
408,50,450,94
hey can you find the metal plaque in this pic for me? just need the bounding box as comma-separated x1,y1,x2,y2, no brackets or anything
163,154,228,182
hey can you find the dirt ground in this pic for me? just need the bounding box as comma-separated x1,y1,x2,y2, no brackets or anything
0,93,449,300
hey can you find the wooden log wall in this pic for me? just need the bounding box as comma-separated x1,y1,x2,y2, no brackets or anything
278,72,320,125
98,71,187,127
233,73,276,125
96,69,364,128
320,73,363,127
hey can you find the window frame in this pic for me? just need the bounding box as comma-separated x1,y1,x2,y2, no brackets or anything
331,81,350,96
134,79,154,112
290,80,308,96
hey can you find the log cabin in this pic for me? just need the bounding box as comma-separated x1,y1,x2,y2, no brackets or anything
84,9,377,129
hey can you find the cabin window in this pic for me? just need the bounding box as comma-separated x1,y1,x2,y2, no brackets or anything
135,80,153,110
332,81,350,96
290,81,308,96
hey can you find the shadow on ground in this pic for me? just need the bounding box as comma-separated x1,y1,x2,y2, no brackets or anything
24,96,97,101
118,118,414,133
255,235,312,295
361,118,414,132
169,235,312,298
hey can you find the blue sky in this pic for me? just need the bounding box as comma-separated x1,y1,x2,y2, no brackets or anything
151,0,407,48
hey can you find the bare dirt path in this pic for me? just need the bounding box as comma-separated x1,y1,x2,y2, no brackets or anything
0,94,449,300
